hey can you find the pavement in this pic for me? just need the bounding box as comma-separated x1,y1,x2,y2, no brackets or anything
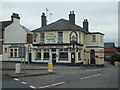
2,62,83,78
2,61,117,78
2,62,56,78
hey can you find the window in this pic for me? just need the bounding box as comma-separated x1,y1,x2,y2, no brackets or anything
33,34,37,42
92,35,96,42
36,52,41,59
4,48,7,53
40,33,44,43
59,52,68,59
10,49,13,57
64,48,68,51
10,48,20,58
14,49,17,57
59,49,63,52
18,49,20,57
44,52,49,59
58,32,63,43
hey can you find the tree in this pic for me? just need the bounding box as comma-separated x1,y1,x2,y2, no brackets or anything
116,46,120,52
110,52,120,64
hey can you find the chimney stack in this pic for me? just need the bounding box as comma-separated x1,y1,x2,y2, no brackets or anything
41,12,47,27
69,11,75,25
11,13,20,22
83,19,89,31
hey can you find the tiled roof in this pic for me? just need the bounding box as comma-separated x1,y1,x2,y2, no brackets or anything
87,32,104,35
104,42,116,49
32,19,89,33
21,26,33,34
0,21,13,29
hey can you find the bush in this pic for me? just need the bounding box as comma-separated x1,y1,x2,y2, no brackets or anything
110,52,120,64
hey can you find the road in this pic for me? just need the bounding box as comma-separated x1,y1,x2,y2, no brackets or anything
2,61,119,89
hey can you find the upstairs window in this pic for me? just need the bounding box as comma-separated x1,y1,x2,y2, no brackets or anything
92,35,96,42
40,33,44,43
58,32,63,43
33,34,37,42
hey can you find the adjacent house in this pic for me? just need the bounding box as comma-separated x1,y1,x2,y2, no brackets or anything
31,11,104,66
1,13,33,62
0,27,3,55
104,42,117,61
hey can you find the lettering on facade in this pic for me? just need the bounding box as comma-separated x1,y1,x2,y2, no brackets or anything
46,33,57,43
37,46,64,48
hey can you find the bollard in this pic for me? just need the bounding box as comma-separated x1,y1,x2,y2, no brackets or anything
48,61,53,72
15,63,21,74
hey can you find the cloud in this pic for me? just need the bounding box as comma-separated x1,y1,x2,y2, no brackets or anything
1,2,118,46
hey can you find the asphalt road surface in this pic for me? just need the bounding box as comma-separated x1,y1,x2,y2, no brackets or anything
2,61,119,89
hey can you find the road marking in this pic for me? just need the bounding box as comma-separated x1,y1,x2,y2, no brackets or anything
21,82,27,85
29,85,36,89
38,82,65,88
92,69,101,71
61,71,77,74
81,74,101,80
14,78,19,81
86,69,101,72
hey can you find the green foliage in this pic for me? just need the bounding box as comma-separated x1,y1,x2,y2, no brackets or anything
110,52,120,64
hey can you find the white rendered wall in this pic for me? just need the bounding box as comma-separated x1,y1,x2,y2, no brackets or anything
4,18,27,44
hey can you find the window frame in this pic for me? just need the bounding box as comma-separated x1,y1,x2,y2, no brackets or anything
40,33,45,43
58,32,63,43
43,52,49,60
35,52,41,60
92,35,96,42
59,52,68,60
14,49,18,57
10,49,14,57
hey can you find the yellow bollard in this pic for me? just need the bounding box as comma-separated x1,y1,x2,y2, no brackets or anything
48,61,53,72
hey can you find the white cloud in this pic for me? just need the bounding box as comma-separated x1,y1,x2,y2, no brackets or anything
1,2,118,46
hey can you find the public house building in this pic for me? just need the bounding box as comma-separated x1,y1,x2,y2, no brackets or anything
32,11,104,66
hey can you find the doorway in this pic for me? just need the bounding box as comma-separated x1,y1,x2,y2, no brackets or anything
71,53,75,65
28,53,32,63
52,54,56,64
90,50,95,64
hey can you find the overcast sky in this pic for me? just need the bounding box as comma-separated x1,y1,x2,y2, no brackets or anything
0,1,119,46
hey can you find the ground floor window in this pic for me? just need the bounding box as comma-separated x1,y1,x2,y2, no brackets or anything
10,49,14,57
36,52,41,60
14,49,17,57
10,48,19,58
59,52,68,60
44,52,49,60
4,48,7,53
